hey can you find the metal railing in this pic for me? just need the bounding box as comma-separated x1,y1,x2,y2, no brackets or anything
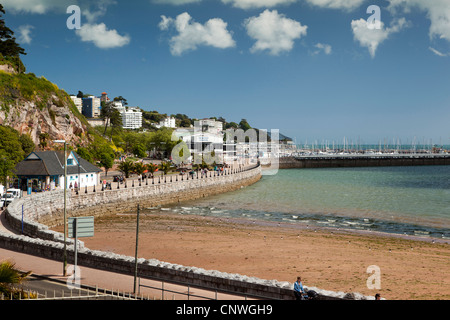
69,163,261,195
1,285,146,301
137,275,279,301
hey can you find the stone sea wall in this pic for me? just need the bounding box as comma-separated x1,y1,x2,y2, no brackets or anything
0,164,369,300
4,165,262,240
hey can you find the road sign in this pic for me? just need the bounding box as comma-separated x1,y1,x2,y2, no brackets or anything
68,216,94,238
68,216,94,281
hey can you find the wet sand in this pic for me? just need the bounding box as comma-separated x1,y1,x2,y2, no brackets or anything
78,211,450,300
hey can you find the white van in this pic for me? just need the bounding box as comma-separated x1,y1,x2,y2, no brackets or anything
0,193,14,208
7,188,22,199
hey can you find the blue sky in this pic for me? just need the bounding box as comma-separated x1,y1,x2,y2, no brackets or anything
3,0,450,146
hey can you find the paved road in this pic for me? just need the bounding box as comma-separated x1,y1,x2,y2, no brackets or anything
20,275,132,300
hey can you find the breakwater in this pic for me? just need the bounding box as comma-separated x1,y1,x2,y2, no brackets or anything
279,154,450,169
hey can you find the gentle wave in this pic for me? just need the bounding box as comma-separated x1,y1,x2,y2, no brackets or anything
163,166,450,239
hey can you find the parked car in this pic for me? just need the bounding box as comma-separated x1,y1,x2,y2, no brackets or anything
0,193,14,208
7,188,22,199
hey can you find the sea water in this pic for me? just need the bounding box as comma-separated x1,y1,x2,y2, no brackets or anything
162,166,450,239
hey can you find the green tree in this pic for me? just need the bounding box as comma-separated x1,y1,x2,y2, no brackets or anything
132,162,146,176
19,134,35,155
180,118,191,127
123,131,139,154
0,5,26,69
113,96,127,106
133,143,146,158
76,147,93,163
145,163,159,176
38,132,49,150
0,150,15,189
0,126,25,163
239,119,251,131
99,152,114,176
0,260,33,300
148,127,179,159
108,109,123,141
225,122,238,129
118,159,134,178
100,100,116,135
159,161,172,175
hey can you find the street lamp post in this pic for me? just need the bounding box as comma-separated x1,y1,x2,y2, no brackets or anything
54,140,68,276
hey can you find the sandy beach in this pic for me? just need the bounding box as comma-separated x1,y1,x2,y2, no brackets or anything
77,210,450,300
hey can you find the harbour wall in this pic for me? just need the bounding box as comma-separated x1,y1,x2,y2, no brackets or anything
278,154,450,169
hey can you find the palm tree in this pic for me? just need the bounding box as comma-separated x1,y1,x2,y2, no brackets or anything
145,163,159,177
0,260,33,299
133,162,146,176
159,161,172,175
118,159,134,178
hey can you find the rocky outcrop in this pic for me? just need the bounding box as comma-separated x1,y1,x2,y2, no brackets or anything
0,97,88,147
0,68,91,148
0,63,17,74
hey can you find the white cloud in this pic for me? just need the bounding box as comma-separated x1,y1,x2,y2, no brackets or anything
305,0,365,11
159,12,235,56
71,1,131,50
244,9,307,55
429,47,448,57
159,15,174,31
18,25,35,44
313,43,332,55
1,0,72,14
152,0,202,4
222,0,296,10
76,23,130,49
351,18,409,58
387,0,450,42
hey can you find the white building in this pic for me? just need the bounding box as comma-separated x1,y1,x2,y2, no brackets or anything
14,151,102,191
121,107,143,130
70,95,83,113
155,116,176,129
197,118,223,135
173,119,225,164
112,102,142,130
87,118,105,127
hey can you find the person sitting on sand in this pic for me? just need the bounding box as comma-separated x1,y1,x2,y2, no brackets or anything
294,276,308,300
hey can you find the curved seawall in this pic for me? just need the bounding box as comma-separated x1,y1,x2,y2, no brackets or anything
0,164,369,299
4,164,262,237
